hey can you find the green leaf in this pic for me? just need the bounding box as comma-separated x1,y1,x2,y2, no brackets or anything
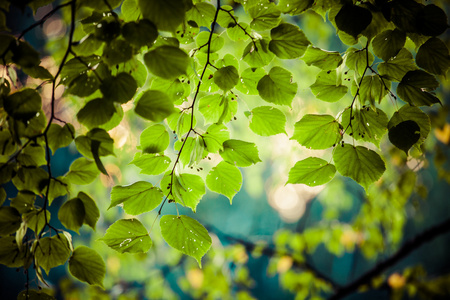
220,139,261,167
100,73,137,104
248,2,281,31
310,70,348,103
139,124,170,154
122,19,158,48
102,39,133,66
277,0,314,15
167,111,195,136
17,290,55,300
93,19,121,42
35,234,70,275
12,167,48,195
135,90,175,122
196,31,225,53
301,46,343,70
11,40,40,68
236,67,266,96
72,34,103,56
388,105,430,147
47,123,74,154
335,4,372,38
287,157,336,186
341,107,388,147
214,66,239,91
345,47,374,76
0,187,6,206
17,144,46,167
24,210,50,234
0,206,21,236
139,0,186,32
77,98,115,128
122,0,140,22
75,128,114,160
110,181,163,215
58,198,85,233
47,177,69,204
66,157,100,185
199,93,237,124
388,120,421,154
269,23,310,59
0,130,16,156
291,114,342,150
160,173,206,212
4,89,41,121
203,124,230,153
372,29,406,61
0,236,26,268
160,215,212,267
22,65,54,80
227,22,251,41
333,144,386,190
69,246,105,287
397,70,440,106
78,192,99,230
352,75,390,107
174,137,206,167
151,78,189,102
130,152,171,176
378,48,417,82
101,218,152,253
247,106,286,136
217,5,236,28
186,2,216,27
242,39,274,67
206,161,242,203
66,73,100,97
416,38,450,76
144,46,189,80
257,66,297,106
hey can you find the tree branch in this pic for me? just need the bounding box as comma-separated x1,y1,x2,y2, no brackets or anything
329,217,450,300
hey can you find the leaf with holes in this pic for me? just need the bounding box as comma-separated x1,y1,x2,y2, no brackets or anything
100,219,152,253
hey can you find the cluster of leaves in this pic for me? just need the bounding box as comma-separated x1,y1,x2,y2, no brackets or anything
0,0,448,298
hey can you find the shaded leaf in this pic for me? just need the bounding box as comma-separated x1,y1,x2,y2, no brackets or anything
269,23,310,59
397,70,440,106
66,157,99,185
388,105,430,146
69,246,105,287
335,4,372,38
35,234,70,275
416,38,450,76
135,90,175,122
144,46,189,80
139,0,186,32
100,73,137,103
242,39,274,67
372,29,406,61
378,48,416,81
388,120,421,154
214,66,239,91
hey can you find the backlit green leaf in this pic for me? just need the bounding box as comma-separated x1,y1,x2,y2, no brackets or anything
310,70,348,103
144,46,189,80
345,47,374,76
333,144,385,190
242,39,274,67
206,161,242,203
301,46,343,70
160,215,212,267
160,173,205,212
110,181,163,215
257,66,297,106
35,234,70,275
378,48,417,82
77,98,115,128
135,90,175,122
247,106,286,136
66,157,99,185
278,0,314,15
47,123,74,154
186,2,216,28
196,32,224,53
220,139,261,167
199,93,237,124
248,2,281,31
101,219,152,253
269,23,310,59
203,124,230,153
291,114,342,149
236,67,266,95
59,198,85,233
17,144,46,167
69,246,105,287
130,153,171,176
214,66,239,91
287,157,336,186
139,124,170,154
352,75,390,107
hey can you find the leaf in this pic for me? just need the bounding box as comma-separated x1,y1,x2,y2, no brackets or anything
66,157,100,185
102,39,133,66
66,73,100,97
416,38,450,76
269,23,310,59
198,93,237,124
100,219,152,253
206,161,242,203
378,48,416,82
4,89,41,121
0,236,26,268
335,4,372,38
417,4,448,37
236,67,266,95
110,181,163,215
0,206,21,236
17,290,55,300
352,75,390,107
345,47,374,76
247,106,286,136
100,73,137,104
151,78,189,102
24,210,50,234
195,32,225,53
277,0,314,15
17,144,46,167
69,246,105,287
47,123,74,154
135,90,175,122
242,39,274,67
186,2,216,27
11,40,40,68
35,234,70,275
77,192,99,230
248,2,281,31
12,167,48,195
301,46,343,70
388,120,421,154
333,144,386,190
203,124,230,153
136,126,169,157
139,0,186,32
77,98,115,129
220,139,262,167
75,129,114,160
122,19,158,48
160,173,206,212
388,105,430,146
58,198,85,233
214,66,239,91
310,70,348,103
160,215,212,267
291,114,342,150
397,70,440,106
257,66,297,106
372,29,406,61
22,65,54,80
130,153,171,176
121,0,140,22
287,157,336,186
341,107,389,147
144,46,189,80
